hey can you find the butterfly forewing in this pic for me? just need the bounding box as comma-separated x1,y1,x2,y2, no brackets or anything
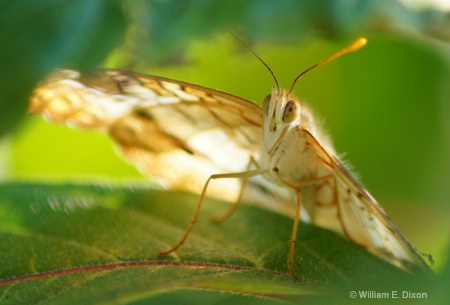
29,69,275,204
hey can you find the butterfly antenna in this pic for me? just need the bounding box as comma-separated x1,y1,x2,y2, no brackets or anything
288,37,367,95
228,31,281,92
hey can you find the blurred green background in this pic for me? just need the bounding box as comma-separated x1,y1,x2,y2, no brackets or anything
1,0,449,271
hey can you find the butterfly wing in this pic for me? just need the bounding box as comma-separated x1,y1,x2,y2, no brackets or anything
29,69,278,205
302,128,428,272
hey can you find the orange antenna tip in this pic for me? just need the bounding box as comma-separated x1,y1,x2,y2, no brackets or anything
350,37,368,51
288,37,368,95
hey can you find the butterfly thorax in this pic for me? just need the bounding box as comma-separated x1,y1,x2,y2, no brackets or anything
260,88,331,187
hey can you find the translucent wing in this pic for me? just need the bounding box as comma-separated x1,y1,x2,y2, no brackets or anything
29,69,278,206
302,129,428,272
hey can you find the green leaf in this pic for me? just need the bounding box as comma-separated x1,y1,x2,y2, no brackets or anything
0,182,441,304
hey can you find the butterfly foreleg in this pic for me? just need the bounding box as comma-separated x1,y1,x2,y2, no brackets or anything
210,156,260,222
158,166,266,256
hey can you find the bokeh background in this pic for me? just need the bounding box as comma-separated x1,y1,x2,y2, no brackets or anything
1,0,449,271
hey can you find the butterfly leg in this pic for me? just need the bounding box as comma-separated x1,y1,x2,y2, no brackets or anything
210,156,260,222
288,189,302,279
158,167,267,256
275,173,334,278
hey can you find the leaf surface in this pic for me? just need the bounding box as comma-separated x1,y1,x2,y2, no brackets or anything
0,182,426,304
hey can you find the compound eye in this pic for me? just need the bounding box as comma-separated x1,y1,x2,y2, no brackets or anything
263,94,271,115
282,100,300,123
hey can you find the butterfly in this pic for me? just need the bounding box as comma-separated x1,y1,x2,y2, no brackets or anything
28,37,429,277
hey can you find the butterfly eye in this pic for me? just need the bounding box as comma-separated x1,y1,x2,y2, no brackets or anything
263,94,271,115
282,100,300,123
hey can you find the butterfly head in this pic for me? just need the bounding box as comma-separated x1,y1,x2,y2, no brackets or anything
262,86,302,150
